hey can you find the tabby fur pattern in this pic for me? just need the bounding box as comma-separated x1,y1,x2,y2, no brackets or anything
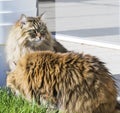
6,14,67,71
7,51,119,113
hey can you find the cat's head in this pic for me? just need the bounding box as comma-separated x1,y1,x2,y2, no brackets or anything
11,13,51,47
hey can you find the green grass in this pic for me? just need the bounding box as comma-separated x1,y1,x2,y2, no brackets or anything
0,87,47,113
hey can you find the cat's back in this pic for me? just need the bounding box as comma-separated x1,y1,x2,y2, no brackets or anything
18,50,106,73
18,51,63,69
21,51,115,89
19,51,82,64
17,51,80,71
21,51,63,63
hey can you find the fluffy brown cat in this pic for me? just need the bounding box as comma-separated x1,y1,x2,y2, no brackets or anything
6,51,120,113
6,14,67,71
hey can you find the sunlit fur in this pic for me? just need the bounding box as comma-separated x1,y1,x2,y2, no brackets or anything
6,14,67,71
7,51,119,113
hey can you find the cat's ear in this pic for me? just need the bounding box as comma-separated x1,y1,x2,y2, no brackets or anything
38,12,46,21
19,14,27,25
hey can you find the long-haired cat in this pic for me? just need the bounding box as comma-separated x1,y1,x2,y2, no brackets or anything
6,14,67,71
7,51,120,113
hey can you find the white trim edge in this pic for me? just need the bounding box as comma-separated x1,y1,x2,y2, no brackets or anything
55,34,120,50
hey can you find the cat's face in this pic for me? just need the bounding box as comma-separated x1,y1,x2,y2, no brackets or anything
15,14,49,46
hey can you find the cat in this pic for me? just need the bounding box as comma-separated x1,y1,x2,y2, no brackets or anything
6,14,67,71
6,51,120,113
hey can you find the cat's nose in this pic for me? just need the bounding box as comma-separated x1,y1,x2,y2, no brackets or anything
37,33,41,38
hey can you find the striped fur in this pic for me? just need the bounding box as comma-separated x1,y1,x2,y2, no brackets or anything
7,51,119,113
6,14,67,71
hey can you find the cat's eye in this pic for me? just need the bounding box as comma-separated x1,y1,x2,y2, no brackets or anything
28,30,37,38
30,33,36,38
40,30,46,35
28,29,36,33
38,23,47,35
